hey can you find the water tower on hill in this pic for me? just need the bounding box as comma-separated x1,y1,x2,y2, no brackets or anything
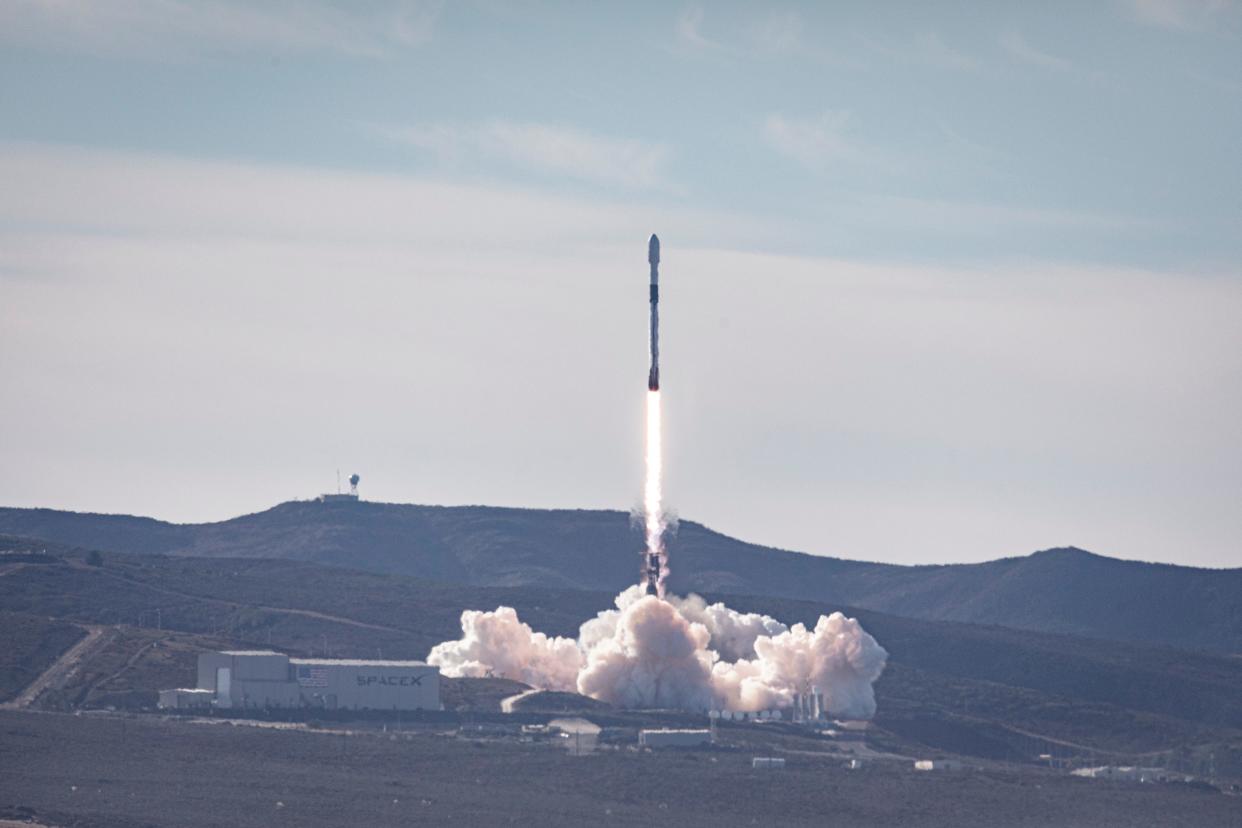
318,471,361,503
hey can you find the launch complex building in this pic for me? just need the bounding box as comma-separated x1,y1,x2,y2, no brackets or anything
159,650,441,711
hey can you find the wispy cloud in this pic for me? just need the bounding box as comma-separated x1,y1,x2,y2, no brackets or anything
859,194,1156,235
0,143,772,263
1120,0,1235,30
0,0,441,58
380,121,673,191
1000,31,1072,71
675,6,720,51
670,7,852,66
755,10,804,53
761,111,862,173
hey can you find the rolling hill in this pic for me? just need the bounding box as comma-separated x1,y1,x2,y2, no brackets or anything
3,544,1242,763
1,500,1239,654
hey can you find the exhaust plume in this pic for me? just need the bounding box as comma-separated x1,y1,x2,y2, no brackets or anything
425,606,581,690
643,390,669,596
428,585,888,718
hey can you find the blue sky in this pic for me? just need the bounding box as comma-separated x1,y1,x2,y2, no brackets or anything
4,1,1239,264
1,1,1240,567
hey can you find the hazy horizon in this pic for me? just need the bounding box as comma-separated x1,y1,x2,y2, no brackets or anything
5,492,1242,572
2,1,1240,568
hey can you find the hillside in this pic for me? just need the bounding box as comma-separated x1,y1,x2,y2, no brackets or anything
0,612,85,703
1,501,1240,654
3,544,1242,766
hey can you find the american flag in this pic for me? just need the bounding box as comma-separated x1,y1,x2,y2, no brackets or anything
296,665,328,688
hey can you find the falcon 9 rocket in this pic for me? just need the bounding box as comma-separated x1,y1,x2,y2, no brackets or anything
643,234,663,596
648,234,660,392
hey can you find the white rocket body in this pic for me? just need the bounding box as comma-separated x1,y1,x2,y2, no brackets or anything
648,234,660,392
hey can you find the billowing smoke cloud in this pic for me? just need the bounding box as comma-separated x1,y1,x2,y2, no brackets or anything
717,613,890,718
578,594,716,710
428,587,887,719
426,606,581,691
668,591,788,662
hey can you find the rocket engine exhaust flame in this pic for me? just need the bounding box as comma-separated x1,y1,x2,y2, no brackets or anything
644,390,667,597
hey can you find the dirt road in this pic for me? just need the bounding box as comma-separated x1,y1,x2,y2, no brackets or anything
1,625,107,709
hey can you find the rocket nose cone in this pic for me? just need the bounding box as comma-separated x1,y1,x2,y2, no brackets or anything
648,234,660,264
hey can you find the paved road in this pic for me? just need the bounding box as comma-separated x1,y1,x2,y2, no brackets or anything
500,688,540,713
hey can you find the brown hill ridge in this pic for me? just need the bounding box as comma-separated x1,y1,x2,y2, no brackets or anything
0,500,1239,654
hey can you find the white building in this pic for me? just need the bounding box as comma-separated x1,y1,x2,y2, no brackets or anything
157,688,213,709
1071,766,1172,783
159,650,439,711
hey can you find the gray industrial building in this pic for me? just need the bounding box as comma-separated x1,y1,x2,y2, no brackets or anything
638,729,713,748
160,650,439,711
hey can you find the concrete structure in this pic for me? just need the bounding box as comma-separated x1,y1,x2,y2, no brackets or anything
712,709,783,722
550,718,600,755
914,759,964,772
638,728,712,748
158,688,213,710
319,473,361,503
752,757,786,770
791,688,824,723
163,650,439,711
1072,766,1173,783
317,493,358,503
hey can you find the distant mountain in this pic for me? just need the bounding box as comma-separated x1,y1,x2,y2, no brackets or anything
1,501,1239,654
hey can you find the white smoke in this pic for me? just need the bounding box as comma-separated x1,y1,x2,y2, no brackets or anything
428,588,888,719
716,613,890,718
668,591,789,662
425,606,581,691
578,594,716,710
